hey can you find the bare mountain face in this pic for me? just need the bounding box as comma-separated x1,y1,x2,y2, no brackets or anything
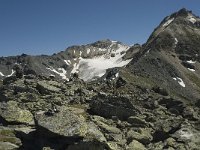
0,8,200,150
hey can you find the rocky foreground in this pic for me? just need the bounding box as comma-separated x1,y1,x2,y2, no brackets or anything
0,69,199,150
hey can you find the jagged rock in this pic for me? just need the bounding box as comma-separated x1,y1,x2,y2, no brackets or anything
126,140,147,150
0,101,34,125
164,137,176,148
13,64,23,79
0,127,22,148
127,116,148,127
86,122,107,142
105,68,119,80
93,119,121,134
116,77,127,88
107,142,121,150
0,142,19,150
36,81,61,94
3,76,17,85
127,128,153,144
158,98,185,115
183,106,198,120
90,95,139,120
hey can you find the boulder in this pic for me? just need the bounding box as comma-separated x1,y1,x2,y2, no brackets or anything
116,77,127,88
3,76,17,85
36,81,61,94
86,122,107,142
126,140,147,150
127,128,153,144
0,127,22,148
90,95,139,120
0,142,19,150
35,106,87,137
0,101,34,125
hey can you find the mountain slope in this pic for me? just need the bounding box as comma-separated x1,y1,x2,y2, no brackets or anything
127,8,200,103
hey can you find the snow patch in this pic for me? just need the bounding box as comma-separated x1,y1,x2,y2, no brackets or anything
115,73,119,78
188,68,195,72
70,44,131,81
0,72,4,76
187,15,196,24
175,38,178,46
0,70,15,77
173,77,185,87
163,18,174,27
7,69,15,77
47,67,68,80
49,74,55,77
71,44,132,81
187,60,196,64
87,49,90,54
64,60,71,65
71,62,80,74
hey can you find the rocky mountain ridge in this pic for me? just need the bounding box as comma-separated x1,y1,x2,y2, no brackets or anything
0,39,135,81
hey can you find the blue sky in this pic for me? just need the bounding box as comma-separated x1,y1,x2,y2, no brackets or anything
0,0,200,56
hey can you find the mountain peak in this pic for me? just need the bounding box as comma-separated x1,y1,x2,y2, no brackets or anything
172,8,198,20
176,8,191,16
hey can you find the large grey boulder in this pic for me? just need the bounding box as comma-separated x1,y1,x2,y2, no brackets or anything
90,95,139,120
0,101,34,125
35,106,87,137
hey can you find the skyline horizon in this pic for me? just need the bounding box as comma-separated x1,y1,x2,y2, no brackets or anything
0,1,200,57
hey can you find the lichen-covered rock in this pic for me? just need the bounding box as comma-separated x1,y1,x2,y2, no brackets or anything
85,122,107,143
0,142,19,150
126,140,147,150
0,127,22,150
35,106,87,137
0,101,34,125
36,81,61,94
127,128,153,144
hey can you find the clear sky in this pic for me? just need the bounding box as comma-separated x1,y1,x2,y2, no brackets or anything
0,0,200,56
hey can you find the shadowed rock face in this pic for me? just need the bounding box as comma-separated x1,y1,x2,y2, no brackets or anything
0,8,200,150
